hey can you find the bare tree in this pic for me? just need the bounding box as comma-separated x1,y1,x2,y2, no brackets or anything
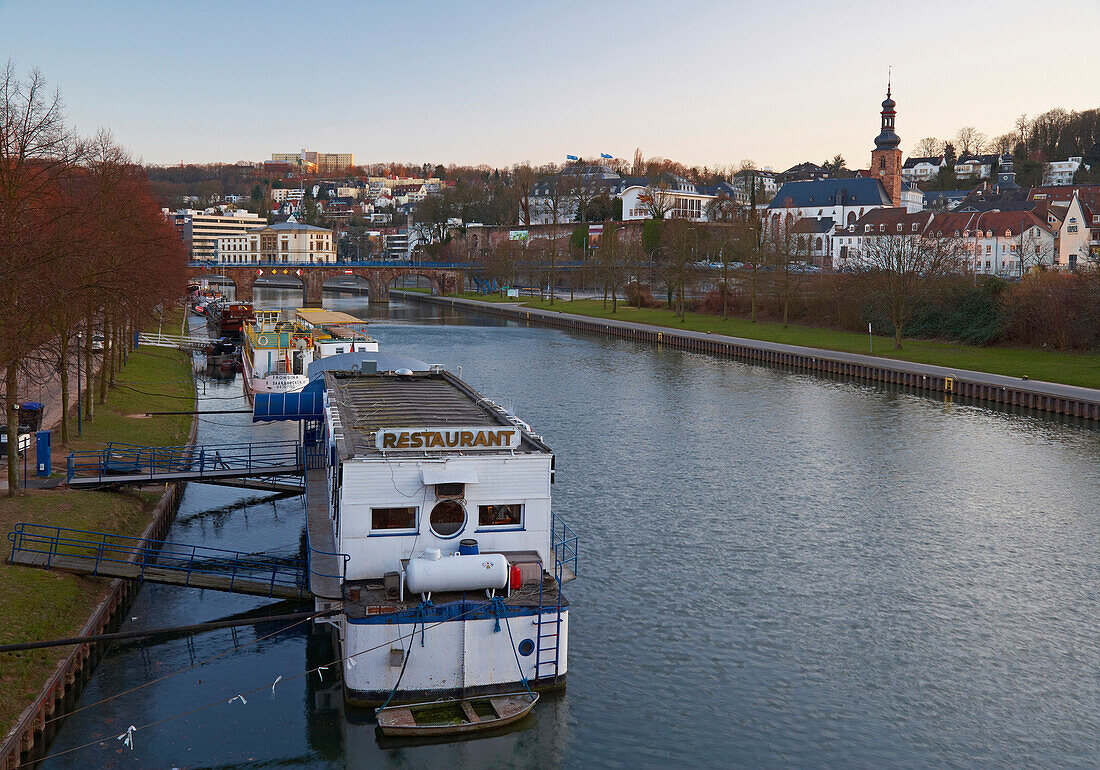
0,62,79,493
857,234,967,349
532,173,572,304
955,126,989,156
512,163,536,226
639,175,677,221
913,137,942,157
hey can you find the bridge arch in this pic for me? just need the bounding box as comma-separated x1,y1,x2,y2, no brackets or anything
254,271,305,306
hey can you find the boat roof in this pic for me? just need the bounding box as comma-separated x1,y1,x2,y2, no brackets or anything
325,369,551,459
295,308,364,326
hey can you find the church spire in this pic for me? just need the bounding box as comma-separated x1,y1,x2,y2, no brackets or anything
875,76,900,151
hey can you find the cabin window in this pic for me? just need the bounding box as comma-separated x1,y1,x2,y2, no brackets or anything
429,500,466,537
479,504,523,529
435,482,465,498
371,507,417,532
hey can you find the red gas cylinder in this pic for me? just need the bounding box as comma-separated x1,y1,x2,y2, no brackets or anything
509,564,522,591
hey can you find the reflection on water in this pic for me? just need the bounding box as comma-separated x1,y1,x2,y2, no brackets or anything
44,290,1100,768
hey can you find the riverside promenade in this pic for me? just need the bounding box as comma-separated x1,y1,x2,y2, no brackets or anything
393,291,1100,421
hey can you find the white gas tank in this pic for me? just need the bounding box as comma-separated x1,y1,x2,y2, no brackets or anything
405,552,509,594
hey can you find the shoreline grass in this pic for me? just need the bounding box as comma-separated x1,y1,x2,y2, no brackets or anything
398,291,1100,390
0,310,194,736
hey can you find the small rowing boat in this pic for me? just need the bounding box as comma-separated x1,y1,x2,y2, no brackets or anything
375,692,538,737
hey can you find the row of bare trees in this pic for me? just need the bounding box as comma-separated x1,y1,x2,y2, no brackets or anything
1,62,187,495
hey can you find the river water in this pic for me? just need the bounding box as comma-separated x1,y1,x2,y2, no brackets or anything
43,289,1100,768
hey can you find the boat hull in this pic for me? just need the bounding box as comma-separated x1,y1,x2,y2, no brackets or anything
240,350,309,395
335,609,568,708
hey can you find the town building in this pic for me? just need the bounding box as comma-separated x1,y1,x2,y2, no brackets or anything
954,153,999,181
1043,157,1090,186
831,208,934,269
215,219,335,264
901,156,946,183
170,208,267,262
271,188,305,204
730,168,778,203
271,150,354,173
928,211,1054,276
620,176,718,222
779,162,830,183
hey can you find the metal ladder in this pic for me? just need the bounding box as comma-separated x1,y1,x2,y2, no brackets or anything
533,555,564,681
533,512,578,681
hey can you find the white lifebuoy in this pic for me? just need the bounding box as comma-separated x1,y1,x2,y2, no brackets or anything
258,335,271,346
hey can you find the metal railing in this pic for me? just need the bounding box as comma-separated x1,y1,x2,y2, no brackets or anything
66,440,303,484
137,331,212,351
551,512,579,581
7,523,308,599
305,539,350,599
188,259,473,269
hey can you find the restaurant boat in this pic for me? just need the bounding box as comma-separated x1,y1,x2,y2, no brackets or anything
241,309,379,395
259,358,579,710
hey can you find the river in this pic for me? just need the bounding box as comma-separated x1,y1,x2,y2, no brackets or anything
43,288,1100,768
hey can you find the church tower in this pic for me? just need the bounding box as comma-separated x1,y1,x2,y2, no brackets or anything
871,80,902,207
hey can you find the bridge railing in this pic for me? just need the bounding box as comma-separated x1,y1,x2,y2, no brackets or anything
188,260,473,269
7,522,308,598
66,440,303,484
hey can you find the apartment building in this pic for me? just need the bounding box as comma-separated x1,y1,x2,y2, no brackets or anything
171,209,267,261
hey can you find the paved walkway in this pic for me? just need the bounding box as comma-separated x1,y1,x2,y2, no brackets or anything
395,291,1100,406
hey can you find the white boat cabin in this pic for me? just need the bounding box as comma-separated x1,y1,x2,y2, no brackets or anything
321,368,554,581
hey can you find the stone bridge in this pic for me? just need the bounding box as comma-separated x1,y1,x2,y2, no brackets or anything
188,263,466,306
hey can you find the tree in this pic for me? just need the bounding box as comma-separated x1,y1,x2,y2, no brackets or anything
596,223,627,312
955,126,989,156
0,62,79,493
943,141,958,167
913,137,942,157
822,154,847,175
531,173,572,304
662,218,697,320
639,175,677,221
764,209,806,327
858,233,966,349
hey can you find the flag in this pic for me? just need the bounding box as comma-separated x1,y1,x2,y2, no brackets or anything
565,155,579,161
601,153,613,159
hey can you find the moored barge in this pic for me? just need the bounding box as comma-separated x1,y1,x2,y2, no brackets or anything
285,359,578,708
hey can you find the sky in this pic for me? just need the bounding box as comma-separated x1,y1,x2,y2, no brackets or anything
2,0,1098,172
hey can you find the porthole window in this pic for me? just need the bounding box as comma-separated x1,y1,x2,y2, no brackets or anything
518,638,535,657
429,500,466,538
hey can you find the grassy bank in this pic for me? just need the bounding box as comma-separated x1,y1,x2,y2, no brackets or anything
0,316,193,736
412,292,1100,390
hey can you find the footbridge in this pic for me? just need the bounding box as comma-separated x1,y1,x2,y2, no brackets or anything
189,260,470,306
7,523,312,600
66,440,304,490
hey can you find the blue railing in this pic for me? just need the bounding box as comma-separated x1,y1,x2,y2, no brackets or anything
551,512,579,580
305,539,350,599
7,523,308,599
66,440,302,484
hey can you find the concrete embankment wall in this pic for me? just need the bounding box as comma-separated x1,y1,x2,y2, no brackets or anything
395,291,1100,422
0,376,200,769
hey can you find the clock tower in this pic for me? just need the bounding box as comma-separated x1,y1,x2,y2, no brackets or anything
871,80,902,207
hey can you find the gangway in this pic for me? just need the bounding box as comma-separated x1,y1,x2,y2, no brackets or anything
6,523,310,600
67,440,303,489
137,331,211,352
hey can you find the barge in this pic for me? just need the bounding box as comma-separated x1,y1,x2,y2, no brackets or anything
242,309,379,396
291,359,578,707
